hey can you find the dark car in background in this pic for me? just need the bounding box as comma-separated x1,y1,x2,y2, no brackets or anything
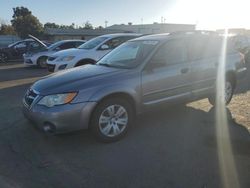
0,36,51,63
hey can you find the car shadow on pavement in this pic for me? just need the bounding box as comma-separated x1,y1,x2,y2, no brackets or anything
0,64,49,82
1,97,250,187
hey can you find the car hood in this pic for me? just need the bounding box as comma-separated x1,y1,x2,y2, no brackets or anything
28,34,47,48
52,48,89,57
31,64,125,95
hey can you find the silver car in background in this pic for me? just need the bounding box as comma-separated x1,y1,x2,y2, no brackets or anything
22,31,247,142
24,38,85,68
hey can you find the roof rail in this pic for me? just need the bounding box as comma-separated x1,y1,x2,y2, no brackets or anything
169,30,219,36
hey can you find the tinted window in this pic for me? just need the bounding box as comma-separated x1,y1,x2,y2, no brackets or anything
74,41,84,47
152,39,187,65
14,42,27,49
78,37,108,49
28,41,47,52
58,42,75,50
103,36,134,50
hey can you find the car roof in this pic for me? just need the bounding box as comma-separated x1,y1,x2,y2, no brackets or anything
131,30,221,42
99,33,142,39
132,33,171,41
56,39,86,43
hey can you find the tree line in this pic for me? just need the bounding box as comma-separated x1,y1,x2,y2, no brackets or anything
0,6,103,38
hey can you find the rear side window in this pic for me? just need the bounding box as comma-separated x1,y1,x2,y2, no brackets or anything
188,36,236,60
74,41,84,47
188,36,209,60
152,39,188,65
203,37,223,58
103,36,135,50
59,42,75,49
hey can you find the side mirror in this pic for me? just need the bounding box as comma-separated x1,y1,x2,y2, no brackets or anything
100,44,109,50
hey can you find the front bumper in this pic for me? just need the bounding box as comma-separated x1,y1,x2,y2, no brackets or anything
47,60,75,72
23,58,35,65
22,101,97,134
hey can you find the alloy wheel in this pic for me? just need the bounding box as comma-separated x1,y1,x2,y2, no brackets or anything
98,104,128,137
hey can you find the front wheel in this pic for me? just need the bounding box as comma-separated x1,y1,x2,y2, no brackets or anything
208,80,234,106
90,98,133,142
37,56,48,68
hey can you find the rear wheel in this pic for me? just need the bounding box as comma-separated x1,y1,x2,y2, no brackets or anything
37,56,48,68
0,53,8,63
208,79,234,106
90,98,133,142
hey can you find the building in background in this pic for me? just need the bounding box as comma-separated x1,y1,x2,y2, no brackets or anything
44,28,131,41
0,23,197,46
106,23,196,34
44,23,196,42
216,28,250,35
0,35,20,47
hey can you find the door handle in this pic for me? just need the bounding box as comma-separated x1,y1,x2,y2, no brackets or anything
181,68,189,74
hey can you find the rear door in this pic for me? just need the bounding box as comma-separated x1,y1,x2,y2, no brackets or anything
188,36,222,97
141,39,192,106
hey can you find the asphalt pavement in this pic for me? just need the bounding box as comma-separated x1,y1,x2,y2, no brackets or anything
0,63,249,188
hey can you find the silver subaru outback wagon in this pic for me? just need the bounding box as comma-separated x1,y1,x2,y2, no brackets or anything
23,31,246,142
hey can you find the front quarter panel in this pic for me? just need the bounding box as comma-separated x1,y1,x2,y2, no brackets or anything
81,70,141,114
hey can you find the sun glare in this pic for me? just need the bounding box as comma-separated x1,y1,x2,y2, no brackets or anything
215,29,240,188
163,0,250,30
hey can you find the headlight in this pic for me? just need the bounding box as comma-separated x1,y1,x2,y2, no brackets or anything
56,56,75,62
58,64,67,70
38,92,77,107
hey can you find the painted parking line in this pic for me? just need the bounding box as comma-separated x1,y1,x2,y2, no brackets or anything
0,77,41,90
0,63,24,70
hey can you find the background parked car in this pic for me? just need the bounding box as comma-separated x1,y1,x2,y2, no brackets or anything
23,39,86,68
0,37,48,63
46,33,142,72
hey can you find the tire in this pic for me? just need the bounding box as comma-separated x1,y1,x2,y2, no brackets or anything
90,98,134,142
208,79,234,106
75,60,95,67
0,53,8,63
37,56,48,68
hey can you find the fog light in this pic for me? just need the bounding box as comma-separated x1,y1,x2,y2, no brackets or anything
43,123,56,133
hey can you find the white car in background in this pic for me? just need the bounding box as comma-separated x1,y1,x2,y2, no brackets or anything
46,33,141,72
23,38,85,68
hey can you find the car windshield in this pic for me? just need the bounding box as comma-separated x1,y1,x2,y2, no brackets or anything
78,37,108,50
97,40,159,69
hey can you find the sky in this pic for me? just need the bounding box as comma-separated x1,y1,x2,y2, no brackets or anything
0,0,249,30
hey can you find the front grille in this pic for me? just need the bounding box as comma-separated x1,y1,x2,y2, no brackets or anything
48,56,57,61
47,64,55,72
24,89,38,107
